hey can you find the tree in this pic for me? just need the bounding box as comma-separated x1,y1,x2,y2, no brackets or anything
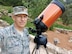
0,0,23,6
61,3,72,25
22,0,51,19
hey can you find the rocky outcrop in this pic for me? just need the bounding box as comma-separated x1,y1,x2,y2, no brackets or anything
0,19,9,28
0,9,11,18
0,9,8,16
54,27,72,34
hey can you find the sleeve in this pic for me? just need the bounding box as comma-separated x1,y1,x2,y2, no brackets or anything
0,29,4,48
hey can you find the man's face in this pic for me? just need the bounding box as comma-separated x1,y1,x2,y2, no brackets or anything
12,14,28,28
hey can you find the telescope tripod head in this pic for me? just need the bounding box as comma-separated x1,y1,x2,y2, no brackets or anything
29,15,48,49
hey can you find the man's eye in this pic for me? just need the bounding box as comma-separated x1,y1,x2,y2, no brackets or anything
24,16,28,18
16,16,21,17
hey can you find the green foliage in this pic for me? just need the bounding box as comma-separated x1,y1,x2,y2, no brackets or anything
0,5,12,10
0,0,23,6
61,3,72,25
1,16,13,25
49,25,54,31
8,8,12,13
26,20,35,28
65,0,72,4
54,23,72,30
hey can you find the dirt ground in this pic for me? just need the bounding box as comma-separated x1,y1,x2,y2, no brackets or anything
46,30,72,50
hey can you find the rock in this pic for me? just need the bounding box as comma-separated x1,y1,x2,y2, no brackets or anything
0,12,2,18
54,38,60,45
54,28,68,34
55,30,60,34
8,13,12,17
0,19,9,27
3,10,8,15
0,9,8,16
68,36,72,43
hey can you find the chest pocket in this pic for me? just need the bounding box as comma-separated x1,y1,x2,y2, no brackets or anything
5,36,23,53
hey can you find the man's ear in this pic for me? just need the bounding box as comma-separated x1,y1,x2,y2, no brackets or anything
12,15,15,21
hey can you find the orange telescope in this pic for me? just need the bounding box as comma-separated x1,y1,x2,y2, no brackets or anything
34,0,65,32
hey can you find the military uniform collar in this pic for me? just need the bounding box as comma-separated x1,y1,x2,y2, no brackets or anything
11,24,25,35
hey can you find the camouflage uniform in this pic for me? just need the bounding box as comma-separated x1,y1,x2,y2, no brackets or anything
0,24,30,54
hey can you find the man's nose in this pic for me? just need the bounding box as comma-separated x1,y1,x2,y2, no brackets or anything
21,17,25,21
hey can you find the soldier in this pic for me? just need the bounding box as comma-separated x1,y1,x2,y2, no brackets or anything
0,6,30,54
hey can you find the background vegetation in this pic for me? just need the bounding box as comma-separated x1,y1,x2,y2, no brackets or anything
0,0,72,30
